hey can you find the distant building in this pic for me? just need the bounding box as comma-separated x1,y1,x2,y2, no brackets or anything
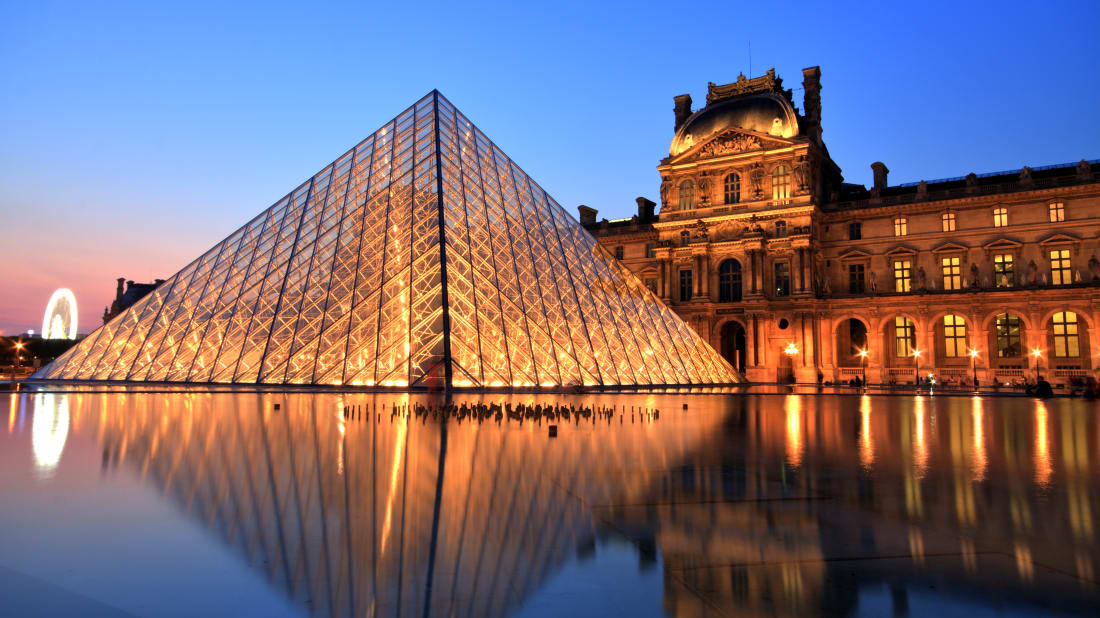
584,67,1100,385
103,277,164,324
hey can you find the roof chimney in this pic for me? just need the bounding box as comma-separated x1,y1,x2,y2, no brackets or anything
673,94,693,131
801,67,822,143
871,162,889,191
577,205,598,225
635,197,656,221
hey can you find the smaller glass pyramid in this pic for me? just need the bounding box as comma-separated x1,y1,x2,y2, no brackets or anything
34,91,740,388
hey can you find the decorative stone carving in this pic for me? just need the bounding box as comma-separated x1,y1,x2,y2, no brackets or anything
659,179,672,207
697,131,762,158
868,270,877,294
1019,166,1034,186
916,266,927,290
969,263,980,288
917,180,928,199
693,220,708,240
1088,254,1100,281
749,163,765,198
697,175,710,205
1078,159,1092,180
965,173,978,194
1026,260,1038,285
794,155,810,192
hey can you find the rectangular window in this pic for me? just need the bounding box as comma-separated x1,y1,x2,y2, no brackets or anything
1049,202,1065,222
645,243,656,258
894,217,908,237
849,222,862,240
644,278,658,295
993,207,1008,227
941,212,956,232
1052,312,1080,357
893,260,912,292
993,254,1014,287
1050,249,1072,285
679,269,693,301
941,256,961,290
848,264,865,294
894,317,916,357
995,314,1022,358
943,315,967,358
774,262,790,297
614,246,624,260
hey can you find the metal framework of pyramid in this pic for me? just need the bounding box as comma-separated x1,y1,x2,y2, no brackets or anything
34,91,739,389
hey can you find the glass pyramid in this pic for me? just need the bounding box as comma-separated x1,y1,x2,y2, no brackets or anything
34,92,740,388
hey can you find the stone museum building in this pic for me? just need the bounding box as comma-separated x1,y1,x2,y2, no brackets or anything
583,67,1099,384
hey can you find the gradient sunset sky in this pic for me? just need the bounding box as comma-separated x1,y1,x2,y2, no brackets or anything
2,0,1098,335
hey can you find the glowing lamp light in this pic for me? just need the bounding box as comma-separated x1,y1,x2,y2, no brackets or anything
1031,348,1042,358
912,349,922,358
858,349,868,359
42,288,78,340
968,349,979,358
784,342,799,356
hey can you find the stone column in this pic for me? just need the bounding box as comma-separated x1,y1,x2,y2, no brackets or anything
749,250,758,294
660,259,670,300
797,249,805,293
701,252,711,299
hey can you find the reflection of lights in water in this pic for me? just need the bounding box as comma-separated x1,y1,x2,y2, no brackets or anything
913,397,928,478
380,408,408,557
1034,402,1052,488
859,395,874,469
970,397,987,482
32,394,69,476
784,395,802,468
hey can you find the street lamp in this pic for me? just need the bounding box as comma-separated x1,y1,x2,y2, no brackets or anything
912,349,922,386
968,348,979,390
12,341,24,380
784,342,799,383
1031,348,1042,383
858,348,868,387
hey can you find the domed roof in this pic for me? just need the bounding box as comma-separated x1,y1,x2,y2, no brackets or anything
669,93,799,157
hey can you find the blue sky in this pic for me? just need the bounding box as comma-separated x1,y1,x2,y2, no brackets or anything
1,0,1098,333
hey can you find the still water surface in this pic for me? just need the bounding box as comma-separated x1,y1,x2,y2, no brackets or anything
1,390,1097,616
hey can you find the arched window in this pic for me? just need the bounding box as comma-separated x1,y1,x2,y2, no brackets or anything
723,173,741,204
774,220,787,238
943,315,967,357
894,316,916,357
771,165,790,201
679,180,695,209
718,259,742,302
1052,311,1080,357
680,230,690,247
995,313,1022,357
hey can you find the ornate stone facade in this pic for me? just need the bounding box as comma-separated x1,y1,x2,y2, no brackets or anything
585,67,1100,385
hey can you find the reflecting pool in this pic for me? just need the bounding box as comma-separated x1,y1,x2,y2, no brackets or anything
1,390,1097,616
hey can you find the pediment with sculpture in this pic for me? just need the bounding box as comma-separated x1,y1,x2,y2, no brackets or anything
671,127,793,164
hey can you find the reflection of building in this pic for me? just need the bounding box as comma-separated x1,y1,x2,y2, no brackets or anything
46,391,1099,616
584,67,1100,384
102,277,164,324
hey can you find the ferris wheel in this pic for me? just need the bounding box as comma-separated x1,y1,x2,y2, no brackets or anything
42,288,78,340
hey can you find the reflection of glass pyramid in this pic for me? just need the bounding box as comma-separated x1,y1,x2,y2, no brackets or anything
35,92,739,388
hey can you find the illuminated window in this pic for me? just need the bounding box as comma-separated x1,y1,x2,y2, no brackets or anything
995,313,1022,357
774,262,790,297
893,260,912,292
775,220,787,238
941,212,956,232
724,173,741,204
941,256,961,290
718,259,742,302
1052,311,1080,357
771,166,790,201
849,222,862,240
943,315,967,357
679,269,693,301
614,246,624,260
848,264,865,294
993,254,1014,287
645,243,656,258
894,217,908,237
1049,249,1071,285
993,207,1008,227
1048,202,1064,222
894,316,916,357
680,230,690,247
679,180,694,209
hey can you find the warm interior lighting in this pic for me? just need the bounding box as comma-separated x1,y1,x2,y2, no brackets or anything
784,342,799,356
